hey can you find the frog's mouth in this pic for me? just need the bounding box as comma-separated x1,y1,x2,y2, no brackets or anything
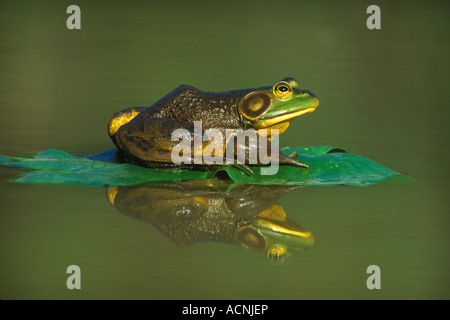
257,106,318,128
234,203,315,252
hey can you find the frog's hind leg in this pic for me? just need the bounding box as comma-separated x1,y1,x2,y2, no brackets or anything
115,117,197,167
115,133,175,167
108,107,147,147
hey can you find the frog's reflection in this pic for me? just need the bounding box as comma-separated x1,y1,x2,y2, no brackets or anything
106,179,314,262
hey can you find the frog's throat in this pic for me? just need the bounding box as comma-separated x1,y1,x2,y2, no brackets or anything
254,203,314,241
256,107,317,128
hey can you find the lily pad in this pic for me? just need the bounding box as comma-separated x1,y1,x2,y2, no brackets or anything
0,147,414,187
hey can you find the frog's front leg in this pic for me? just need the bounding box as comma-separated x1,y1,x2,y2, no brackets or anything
278,151,310,169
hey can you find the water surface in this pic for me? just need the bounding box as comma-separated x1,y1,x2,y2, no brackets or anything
0,0,449,299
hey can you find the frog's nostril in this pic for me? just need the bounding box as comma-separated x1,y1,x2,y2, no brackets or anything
302,90,317,98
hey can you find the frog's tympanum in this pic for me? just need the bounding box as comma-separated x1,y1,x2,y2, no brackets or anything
108,78,319,171
106,180,314,262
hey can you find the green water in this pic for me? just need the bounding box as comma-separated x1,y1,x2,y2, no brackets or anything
0,0,449,299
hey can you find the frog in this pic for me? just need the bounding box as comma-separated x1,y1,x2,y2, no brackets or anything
106,180,315,262
108,77,319,172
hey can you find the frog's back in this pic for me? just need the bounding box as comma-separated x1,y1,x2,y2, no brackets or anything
134,85,253,129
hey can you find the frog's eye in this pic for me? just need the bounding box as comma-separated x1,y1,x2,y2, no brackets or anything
267,245,287,264
238,92,273,121
274,82,292,99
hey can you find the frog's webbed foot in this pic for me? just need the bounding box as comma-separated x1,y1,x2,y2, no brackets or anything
279,151,310,169
290,160,310,169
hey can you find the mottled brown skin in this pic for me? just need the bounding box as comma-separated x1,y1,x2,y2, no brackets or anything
133,85,250,130
109,80,318,170
110,85,264,169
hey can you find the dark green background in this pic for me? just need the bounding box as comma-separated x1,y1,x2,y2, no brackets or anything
0,0,448,299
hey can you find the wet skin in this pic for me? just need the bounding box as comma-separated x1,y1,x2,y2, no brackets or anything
108,78,319,171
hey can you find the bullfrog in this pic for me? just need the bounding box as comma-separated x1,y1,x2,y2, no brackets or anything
108,78,319,171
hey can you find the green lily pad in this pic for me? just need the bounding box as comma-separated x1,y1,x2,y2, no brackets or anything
0,147,413,187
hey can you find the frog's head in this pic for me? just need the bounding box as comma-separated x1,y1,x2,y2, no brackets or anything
233,203,315,263
238,78,319,132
